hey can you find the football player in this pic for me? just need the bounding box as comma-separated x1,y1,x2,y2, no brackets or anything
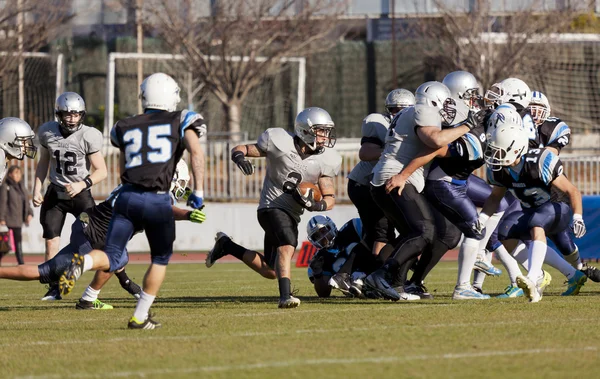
364,81,474,301
480,120,586,302
58,73,207,329
0,117,37,184
0,161,204,310
33,92,107,301
347,89,414,258
206,107,341,308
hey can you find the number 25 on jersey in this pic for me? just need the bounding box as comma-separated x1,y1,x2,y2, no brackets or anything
123,125,172,168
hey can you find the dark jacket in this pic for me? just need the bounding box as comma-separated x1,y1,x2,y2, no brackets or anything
0,177,33,228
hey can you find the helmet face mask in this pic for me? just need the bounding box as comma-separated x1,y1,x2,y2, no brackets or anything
528,91,551,126
170,160,190,203
0,117,36,160
484,78,531,110
294,107,336,154
55,92,86,135
307,215,338,249
13,136,37,159
484,124,528,171
442,71,481,111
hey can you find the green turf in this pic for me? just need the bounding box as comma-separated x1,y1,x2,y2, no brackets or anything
0,262,597,378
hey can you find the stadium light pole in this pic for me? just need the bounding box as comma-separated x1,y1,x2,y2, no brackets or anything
17,0,25,120
136,0,144,115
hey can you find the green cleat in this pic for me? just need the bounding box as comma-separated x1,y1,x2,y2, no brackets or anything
562,270,587,296
76,298,114,310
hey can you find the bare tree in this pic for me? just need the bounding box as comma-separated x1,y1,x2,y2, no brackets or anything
144,0,348,140
412,0,577,91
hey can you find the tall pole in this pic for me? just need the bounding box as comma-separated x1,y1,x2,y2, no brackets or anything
136,0,144,114
17,0,24,120
390,0,397,88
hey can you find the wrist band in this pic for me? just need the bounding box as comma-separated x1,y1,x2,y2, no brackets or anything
84,177,93,189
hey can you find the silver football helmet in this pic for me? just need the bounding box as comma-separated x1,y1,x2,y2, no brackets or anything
484,121,529,171
170,159,190,203
294,107,336,153
55,92,86,135
484,78,531,110
415,81,451,110
528,91,551,126
307,215,338,249
0,117,36,160
442,71,481,111
140,72,181,112
385,89,415,116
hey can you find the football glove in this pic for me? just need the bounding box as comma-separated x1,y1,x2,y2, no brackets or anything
231,151,254,176
309,254,325,278
463,109,486,130
290,187,327,212
188,207,207,224
571,214,586,238
187,190,204,209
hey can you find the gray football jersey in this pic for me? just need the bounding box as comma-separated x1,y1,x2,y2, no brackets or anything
257,128,342,222
38,121,104,187
347,113,390,186
0,150,6,185
371,105,442,192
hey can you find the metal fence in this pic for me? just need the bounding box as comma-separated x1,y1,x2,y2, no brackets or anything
17,139,600,201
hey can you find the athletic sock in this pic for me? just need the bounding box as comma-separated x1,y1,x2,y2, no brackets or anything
457,237,479,286
494,245,522,285
83,255,94,272
563,248,582,270
527,240,547,282
81,286,100,302
222,238,247,260
278,278,291,300
543,245,576,279
132,291,156,322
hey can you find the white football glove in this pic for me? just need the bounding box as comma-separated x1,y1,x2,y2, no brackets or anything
571,214,586,238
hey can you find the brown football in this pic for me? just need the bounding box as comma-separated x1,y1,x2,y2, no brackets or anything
298,182,322,201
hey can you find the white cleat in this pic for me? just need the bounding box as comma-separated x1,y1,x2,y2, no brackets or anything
516,275,541,303
398,292,421,301
278,296,301,309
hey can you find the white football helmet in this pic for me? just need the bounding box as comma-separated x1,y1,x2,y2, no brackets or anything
486,104,523,136
170,160,190,203
415,81,451,110
385,88,415,115
442,71,481,111
484,78,531,109
528,91,551,126
0,117,36,160
307,215,338,249
55,92,86,135
484,122,529,171
140,73,181,112
294,107,336,153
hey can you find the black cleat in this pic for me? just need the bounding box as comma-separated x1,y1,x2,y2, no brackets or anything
404,281,434,300
128,313,161,330
364,269,400,301
41,285,62,301
581,264,600,283
206,232,230,268
328,273,353,297
121,279,142,299
59,254,85,296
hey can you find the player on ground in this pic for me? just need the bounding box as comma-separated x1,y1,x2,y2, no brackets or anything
364,81,472,301
0,117,37,184
0,161,205,309
206,107,341,308
481,121,586,302
33,92,107,301
59,73,207,329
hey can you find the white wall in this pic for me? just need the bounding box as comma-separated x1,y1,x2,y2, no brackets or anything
21,204,360,254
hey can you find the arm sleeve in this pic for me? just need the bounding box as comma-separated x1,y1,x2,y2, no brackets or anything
544,121,571,153
84,128,104,154
179,110,207,138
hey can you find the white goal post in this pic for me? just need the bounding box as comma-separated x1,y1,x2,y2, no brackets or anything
104,52,306,139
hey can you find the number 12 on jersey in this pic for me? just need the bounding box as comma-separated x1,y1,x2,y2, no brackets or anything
123,124,172,168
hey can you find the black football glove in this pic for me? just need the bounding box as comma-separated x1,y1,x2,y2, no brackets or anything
231,151,254,176
463,109,486,130
309,254,325,278
290,187,327,212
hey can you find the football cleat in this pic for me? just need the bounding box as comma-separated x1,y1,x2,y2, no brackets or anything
403,281,434,300
58,254,85,296
538,270,552,297
364,269,400,301
581,264,600,283
561,270,587,296
474,259,502,276
452,284,490,300
121,279,142,299
128,313,161,330
278,296,301,309
206,232,230,268
41,285,62,301
349,278,365,298
398,292,421,301
328,273,353,297
516,275,541,303
76,298,114,310
496,284,524,298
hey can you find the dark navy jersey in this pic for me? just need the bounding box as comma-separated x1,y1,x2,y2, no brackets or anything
110,110,206,192
308,218,362,280
430,124,486,181
530,117,571,153
80,200,114,249
487,148,564,208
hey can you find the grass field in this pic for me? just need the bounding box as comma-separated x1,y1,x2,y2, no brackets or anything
1,261,598,379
